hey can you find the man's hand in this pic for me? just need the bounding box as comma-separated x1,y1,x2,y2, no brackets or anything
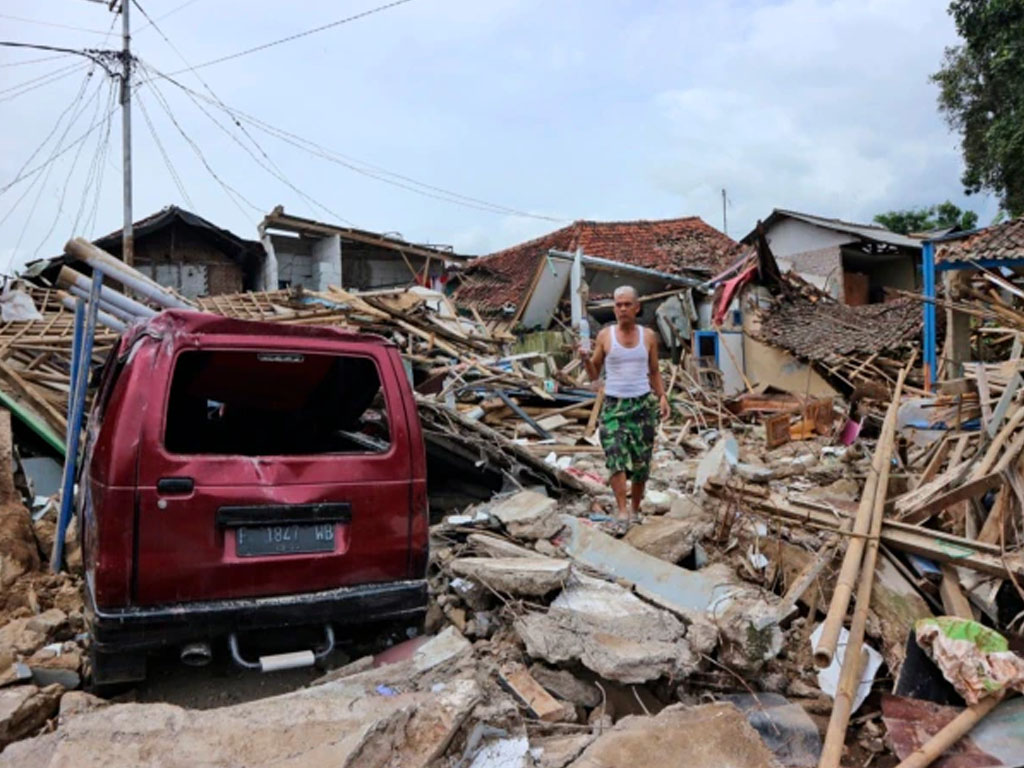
659,394,670,421
577,344,591,361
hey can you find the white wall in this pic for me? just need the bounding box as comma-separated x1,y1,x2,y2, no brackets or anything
765,218,857,258
311,234,342,291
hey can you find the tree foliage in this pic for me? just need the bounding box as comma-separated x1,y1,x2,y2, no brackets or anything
873,201,979,234
932,0,1024,216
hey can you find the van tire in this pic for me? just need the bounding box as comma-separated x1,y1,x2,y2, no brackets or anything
89,647,147,688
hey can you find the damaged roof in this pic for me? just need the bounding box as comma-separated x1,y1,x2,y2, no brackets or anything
934,215,1024,264
755,295,922,363
744,209,923,251
457,217,742,312
94,205,263,265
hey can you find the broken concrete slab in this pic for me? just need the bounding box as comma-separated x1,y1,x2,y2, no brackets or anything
514,574,695,684
567,702,780,768
0,683,62,750
528,664,602,709
664,494,706,520
624,516,713,563
556,516,782,670
530,734,594,768
694,433,738,493
1,677,482,768
450,557,570,597
488,491,562,540
312,626,472,688
467,533,538,559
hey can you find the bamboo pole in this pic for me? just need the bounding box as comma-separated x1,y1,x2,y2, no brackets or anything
813,391,895,667
893,694,1005,768
818,366,909,768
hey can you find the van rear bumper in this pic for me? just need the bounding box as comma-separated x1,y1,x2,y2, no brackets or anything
86,579,428,653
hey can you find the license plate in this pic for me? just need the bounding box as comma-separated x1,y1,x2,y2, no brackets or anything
236,523,335,557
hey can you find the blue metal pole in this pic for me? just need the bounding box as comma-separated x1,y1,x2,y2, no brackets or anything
51,274,104,571
65,300,85,427
922,241,937,389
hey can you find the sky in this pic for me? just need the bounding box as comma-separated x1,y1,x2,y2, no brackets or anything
0,0,1000,272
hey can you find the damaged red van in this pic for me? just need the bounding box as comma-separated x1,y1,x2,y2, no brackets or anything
80,311,428,684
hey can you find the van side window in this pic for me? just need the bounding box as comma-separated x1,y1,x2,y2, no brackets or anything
164,350,391,456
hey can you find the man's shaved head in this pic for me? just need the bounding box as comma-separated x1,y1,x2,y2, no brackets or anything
614,285,638,302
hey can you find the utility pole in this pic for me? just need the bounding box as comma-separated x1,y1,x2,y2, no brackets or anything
120,0,133,266
721,188,728,236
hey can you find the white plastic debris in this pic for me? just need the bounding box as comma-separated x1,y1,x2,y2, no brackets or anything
810,623,883,714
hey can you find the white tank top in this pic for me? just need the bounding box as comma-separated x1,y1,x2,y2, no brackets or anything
604,325,651,398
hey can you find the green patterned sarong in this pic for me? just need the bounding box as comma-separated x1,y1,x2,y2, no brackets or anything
600,393,658,482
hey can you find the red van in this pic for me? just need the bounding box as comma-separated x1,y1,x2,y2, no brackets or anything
80,311,428,684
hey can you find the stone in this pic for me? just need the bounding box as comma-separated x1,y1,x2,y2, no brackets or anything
449,577,491,611
623,517,712,564
2,678,482,768
567,702,779,768
488,491,562,540
57,691,108,723
498,663,564,722
0,683,62,750
25,609,68,639
0,500,40,589
450,557,570,597
0,618,47,657
528,665,602,708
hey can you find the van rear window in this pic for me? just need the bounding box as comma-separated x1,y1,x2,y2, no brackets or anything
164,350,391,456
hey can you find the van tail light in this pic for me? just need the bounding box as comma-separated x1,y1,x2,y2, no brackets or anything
408,481,428,579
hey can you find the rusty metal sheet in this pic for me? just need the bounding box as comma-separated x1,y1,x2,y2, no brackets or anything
881,694,1024,768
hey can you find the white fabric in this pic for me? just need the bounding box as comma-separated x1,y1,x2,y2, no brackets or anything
604,325,651,398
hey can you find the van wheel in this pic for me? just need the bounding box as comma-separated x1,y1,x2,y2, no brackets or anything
89,647,147,689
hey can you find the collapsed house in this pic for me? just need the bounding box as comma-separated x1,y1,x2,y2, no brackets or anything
2,215,1024,767
743,209,924,305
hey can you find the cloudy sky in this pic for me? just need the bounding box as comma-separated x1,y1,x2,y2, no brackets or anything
0,0,999,271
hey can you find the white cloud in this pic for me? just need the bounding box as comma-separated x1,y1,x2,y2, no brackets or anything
0,0,996,269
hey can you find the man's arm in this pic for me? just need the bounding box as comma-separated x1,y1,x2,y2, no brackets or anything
647,328,670,419
582,327,608,381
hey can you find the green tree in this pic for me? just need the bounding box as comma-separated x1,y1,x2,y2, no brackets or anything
932,0,1024,216
873,201,979,234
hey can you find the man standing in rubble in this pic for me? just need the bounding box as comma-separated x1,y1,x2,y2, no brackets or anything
580,285,670,528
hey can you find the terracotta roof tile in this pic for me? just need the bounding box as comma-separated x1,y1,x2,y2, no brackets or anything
935,216,1024,264
756,295,922,363
457,217,741,312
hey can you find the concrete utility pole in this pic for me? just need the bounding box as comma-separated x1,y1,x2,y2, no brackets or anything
120,0,133,266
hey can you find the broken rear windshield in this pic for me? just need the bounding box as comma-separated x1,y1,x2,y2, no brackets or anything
164,350,391,456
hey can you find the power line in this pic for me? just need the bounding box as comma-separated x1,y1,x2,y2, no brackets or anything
133,3,355,225
139,68,263,219
0,53,72,68
164,0,416,75
143,65,565,223
134,0,202,34
135,88,194,209
0,60,88,99
34,72,111,255
0,13,114,36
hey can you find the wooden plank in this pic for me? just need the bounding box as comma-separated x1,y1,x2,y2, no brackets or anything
975,363,993,426
499,663,564,722
584,388,604,438
911,436,952,491
938,564,974,619
900,471,1003,525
